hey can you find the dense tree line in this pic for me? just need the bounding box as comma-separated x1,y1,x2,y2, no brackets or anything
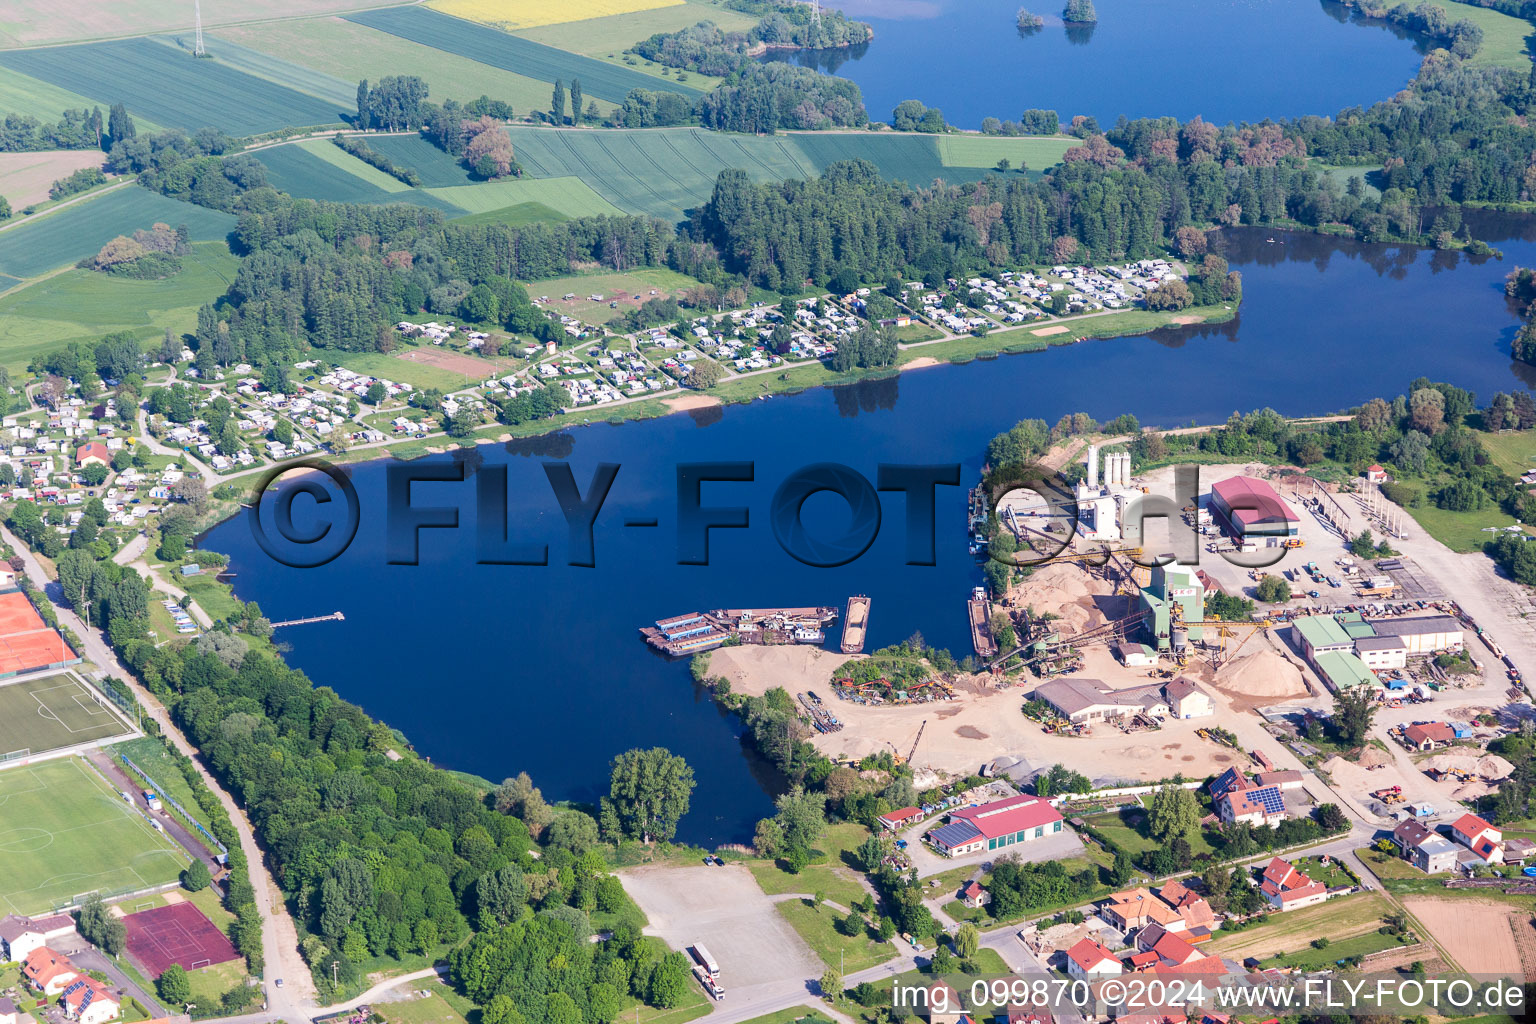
333,135,421,186
355,76,428,131
633,4,872,77
1344,0,1485,58
0,107,105,151
697,62,867,132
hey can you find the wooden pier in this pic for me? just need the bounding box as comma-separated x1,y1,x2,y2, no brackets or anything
271,612,345,628
840,595,870,654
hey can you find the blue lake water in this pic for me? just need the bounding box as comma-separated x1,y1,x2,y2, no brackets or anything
767,0,1431,127
203,217,1536,845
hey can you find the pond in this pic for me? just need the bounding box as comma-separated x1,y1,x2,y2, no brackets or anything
765,0,1432,127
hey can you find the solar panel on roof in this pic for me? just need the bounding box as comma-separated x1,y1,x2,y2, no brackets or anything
1254,787,1285,814
931,820,982,847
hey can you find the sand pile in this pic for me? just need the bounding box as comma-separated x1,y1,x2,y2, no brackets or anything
1357,745,1392,769
1216,650,1308,699
1421,752,1513,779
1009,562,1112,632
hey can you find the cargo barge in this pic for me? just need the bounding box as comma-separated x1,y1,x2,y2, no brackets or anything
840,595,871,654
969,586,998,658
641,606,838,657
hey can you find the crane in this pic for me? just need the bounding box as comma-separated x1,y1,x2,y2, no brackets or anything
905,720,927,765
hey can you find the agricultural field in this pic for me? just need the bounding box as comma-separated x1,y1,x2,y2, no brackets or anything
359,134,482,187
0,0,405,48
0,241,238,373
0,150,107,208
253,141,467,214
0,185,235,280
427,177,624,218
343,6,705,104
427,0,684,32
0,38,347,136
0,63,164,131
1205,892,1395,962
934,134,1076,171
503,127,1048,222
161,34,358,111
449,201,570,226
215,18,614,123
0,757,187,916
516,1,758,55
527,267,704,323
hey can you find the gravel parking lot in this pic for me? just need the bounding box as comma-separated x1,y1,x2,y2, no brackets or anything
619,863,822,996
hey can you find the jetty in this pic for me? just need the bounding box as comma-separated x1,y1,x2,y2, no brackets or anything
968,587,997,658
271,611,345,628
840,595,871,654
641,606,837,657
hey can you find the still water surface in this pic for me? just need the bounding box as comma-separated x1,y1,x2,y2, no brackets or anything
205,218,1536,843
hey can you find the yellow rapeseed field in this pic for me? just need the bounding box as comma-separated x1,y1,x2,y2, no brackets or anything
427,0,683,31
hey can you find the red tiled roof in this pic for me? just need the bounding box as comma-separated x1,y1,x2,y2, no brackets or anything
1452,813,1497,843
1405,722,1455,746
1066,937,1119,972
951,794,1062,840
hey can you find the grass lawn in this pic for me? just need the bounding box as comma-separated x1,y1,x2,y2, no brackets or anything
735,1007,834,1024
1476,428,1536,477
1401,498,1529,554
778,898,897,973
0,757,188,916
528,267,705,324
111,736,217,835
334,349,501,392
1205,892,1394,960
1289,854,1355,889
1080,807,1216,859
184,959,248,1008
1434,0,1534,69
178,573,244,624
377,992,470,1024
1261,927,1404,969
744,822,872,908
0,242,239,374
1312,162,1383,199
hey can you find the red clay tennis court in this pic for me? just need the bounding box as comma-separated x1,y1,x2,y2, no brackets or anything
0,591,75,676
123,902,240,975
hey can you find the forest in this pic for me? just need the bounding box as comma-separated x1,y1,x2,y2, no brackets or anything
633,3,872,77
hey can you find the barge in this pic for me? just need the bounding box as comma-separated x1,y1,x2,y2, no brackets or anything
969,586,998,659
841,595,871,654
641,606,837,657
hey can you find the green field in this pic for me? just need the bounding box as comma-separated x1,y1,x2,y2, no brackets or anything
344,6,705,104
0,241,238,373
503,127,1035,221
430,177,625,217
777,899,898,973
216,17,615,123
377,992,470,1024
0,38,346,136
111,737,216,835
1435,0,1535,69
0,64,162,133
0,0,407,48
334,350,501,391
290,138,415,193
356,134,483,187
450,201,572,226
528,267,701,322
1205,891,1394,960
935,134,1076,170
1312,162,1383,199
155,34,358,111
0,673,131,760
516,1,758,55
1476,428,1536,477
0,757,187,915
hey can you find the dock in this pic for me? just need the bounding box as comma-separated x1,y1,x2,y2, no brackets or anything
271,612,345,628
641,606,837,658
840,595,870,654
968,587,997,658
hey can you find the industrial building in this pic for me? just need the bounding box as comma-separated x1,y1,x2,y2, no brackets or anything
1291,614,1379,690
1139,563,1204,652
925,793,1065,856
1366,615,1464,655
1208,476,1299,539
1074,444,1139,541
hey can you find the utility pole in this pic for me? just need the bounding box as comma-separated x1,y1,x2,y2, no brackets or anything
193,0,206,56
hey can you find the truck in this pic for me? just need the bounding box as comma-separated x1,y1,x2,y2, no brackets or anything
691,964,724,1000
690,944,719,977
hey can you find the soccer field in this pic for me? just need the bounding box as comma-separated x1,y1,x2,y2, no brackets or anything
0,758,187,915
0,673,133,760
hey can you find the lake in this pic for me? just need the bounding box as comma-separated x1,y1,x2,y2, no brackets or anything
202,217,1536,845
765,0,1432,127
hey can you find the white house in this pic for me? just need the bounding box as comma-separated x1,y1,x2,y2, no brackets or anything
1065,938,1122,979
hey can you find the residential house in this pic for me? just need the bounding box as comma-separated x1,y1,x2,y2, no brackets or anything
1258,857,1329,911
1099,888,1187,933
0,997,19,1024
0,914,76,962
1403,722,1456,751
60,977,118,1024
960,881,991,908
1449,813,1503,865
73,442,109,469
1390,819,1462,874
23,947,80,996
1216,785,1287,827
1134,924,1203,967
1065,938,1122,979
920,981,964,1024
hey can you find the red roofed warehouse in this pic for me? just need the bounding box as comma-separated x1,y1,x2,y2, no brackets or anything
926,794,1065,857
1208,477,1298,538
877,807,922,831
